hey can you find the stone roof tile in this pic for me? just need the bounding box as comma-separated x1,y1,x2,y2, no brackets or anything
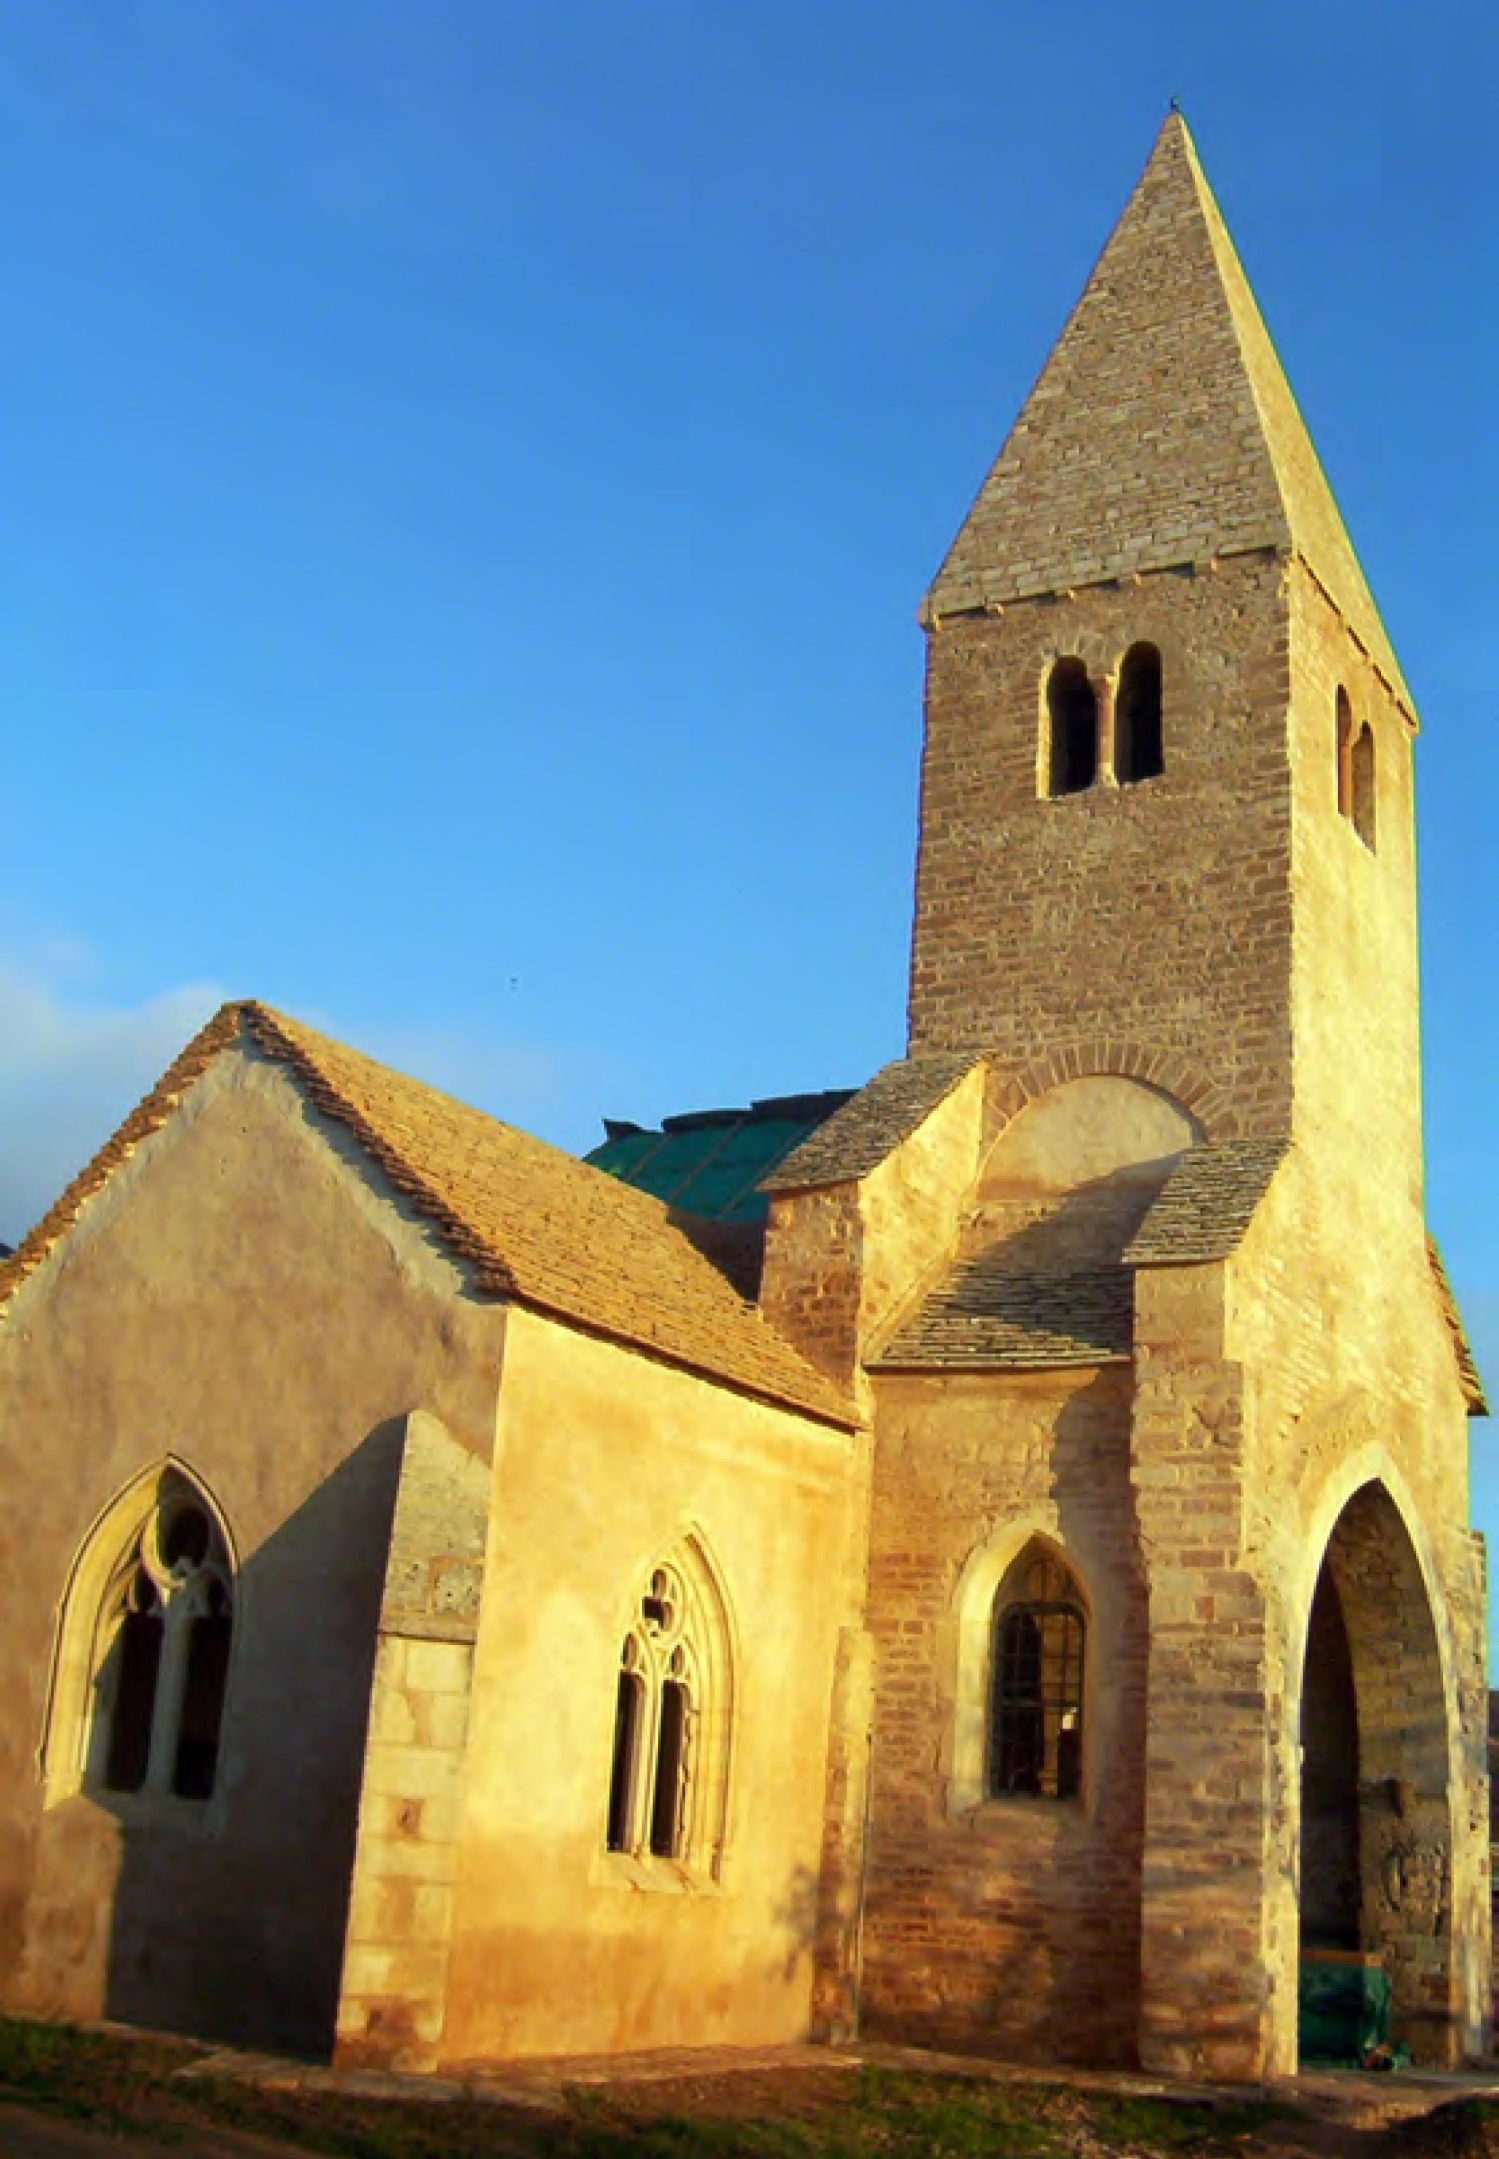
1124,1138,1289,1266
926,114,1413,718
873,1257,1132,1372
0,1003,857,1432
1428,1236,1488,1418
761,1052,979,1193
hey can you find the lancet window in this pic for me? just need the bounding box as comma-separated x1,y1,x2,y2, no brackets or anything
989,1544,1085,1801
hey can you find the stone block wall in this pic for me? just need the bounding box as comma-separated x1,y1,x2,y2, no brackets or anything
907,555,1295,1135
335,1411,490,2073
856,1365,1146,2064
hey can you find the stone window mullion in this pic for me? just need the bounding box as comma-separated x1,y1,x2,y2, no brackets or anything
143,1592,191,1796
1095,673,1118,785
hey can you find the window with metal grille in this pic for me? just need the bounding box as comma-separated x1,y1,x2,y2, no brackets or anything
989,1548,1085,1800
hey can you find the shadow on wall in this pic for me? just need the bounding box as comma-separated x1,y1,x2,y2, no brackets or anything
91,1422,406,2057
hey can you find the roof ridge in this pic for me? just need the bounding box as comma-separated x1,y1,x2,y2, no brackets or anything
0,1001,247,1315
923,115,1412,715
1173,122,1413,713
1,1000,857,1431
239,1003,520,1298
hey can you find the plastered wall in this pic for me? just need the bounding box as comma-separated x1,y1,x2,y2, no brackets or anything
857,1364,1145,2065
438,1306,866,2064
0,1048,504,2053
907,556,1295,1133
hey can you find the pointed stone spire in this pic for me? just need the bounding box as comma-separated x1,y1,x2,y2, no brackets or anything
925,114,1410,713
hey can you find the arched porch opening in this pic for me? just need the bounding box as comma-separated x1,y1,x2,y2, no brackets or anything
1298,1480,1454,2065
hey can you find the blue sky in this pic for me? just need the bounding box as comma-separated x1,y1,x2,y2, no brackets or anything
2,3,1496,1585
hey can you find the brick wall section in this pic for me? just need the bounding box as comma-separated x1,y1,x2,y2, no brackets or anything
856,1366,1146,2065
907,557,1296,1134
335,1411,491,2073
760,1065,988,1395
1127,1265,1273,2079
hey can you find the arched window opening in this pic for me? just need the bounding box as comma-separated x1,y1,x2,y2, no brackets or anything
603,1542,733,1877
80,1475,235,1804
606,1661,644,1852
1335,687,1354,821
101,1574,163,1793
1115,642,1164,783
989,1544,1085,1801
1045,658,1098,797
650,1676,689,1857
1351,723,1376,852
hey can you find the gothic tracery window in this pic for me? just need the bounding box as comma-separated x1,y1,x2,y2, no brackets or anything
989,1545,1085,1801
88,1478,235,1802
603,1541,733,1876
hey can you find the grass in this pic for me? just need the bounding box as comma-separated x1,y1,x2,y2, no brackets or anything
0,2013,1301,2159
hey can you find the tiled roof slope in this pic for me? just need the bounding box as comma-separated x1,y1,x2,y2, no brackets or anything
0,1003,856,1432
875,1140,1288,1375
925,114,1413,717
1124,1139,1289,1265
874,1258,1132,1372
1428,1237,1488,1417
761,1052,978,1194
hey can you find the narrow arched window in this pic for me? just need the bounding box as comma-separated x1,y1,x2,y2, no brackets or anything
1116,642,1164,783
1335,687,1355,820
1351,722,1376,852
603,1541,733,1877
85,1475,235,1803
1045,658,1098,797
989,1544,1085,1801
606,1658,645,1852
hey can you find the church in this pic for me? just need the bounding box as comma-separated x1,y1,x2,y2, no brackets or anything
0,115,1488,2085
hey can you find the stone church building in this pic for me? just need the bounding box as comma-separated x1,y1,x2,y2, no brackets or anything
0,116,1488,2083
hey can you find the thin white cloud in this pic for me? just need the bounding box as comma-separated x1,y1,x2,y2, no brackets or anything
0,964,221,1247
0,956,587,1249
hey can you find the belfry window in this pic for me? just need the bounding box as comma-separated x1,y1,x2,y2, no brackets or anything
1115,641,1164,783
1351,723,1376,852
603,1540,734,1878
1335,688,1376,852
1045,658,1098,797
990,1544,1085,1801
1335,687,1354,820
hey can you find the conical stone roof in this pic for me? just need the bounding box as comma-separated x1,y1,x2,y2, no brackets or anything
924,114,1411,716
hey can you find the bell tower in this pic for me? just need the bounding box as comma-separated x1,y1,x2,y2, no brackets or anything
907,115,1422,1182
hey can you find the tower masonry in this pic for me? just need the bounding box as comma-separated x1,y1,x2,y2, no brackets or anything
908,115,1421,1195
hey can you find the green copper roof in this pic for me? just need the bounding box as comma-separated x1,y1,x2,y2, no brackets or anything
585,1089,853,1225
